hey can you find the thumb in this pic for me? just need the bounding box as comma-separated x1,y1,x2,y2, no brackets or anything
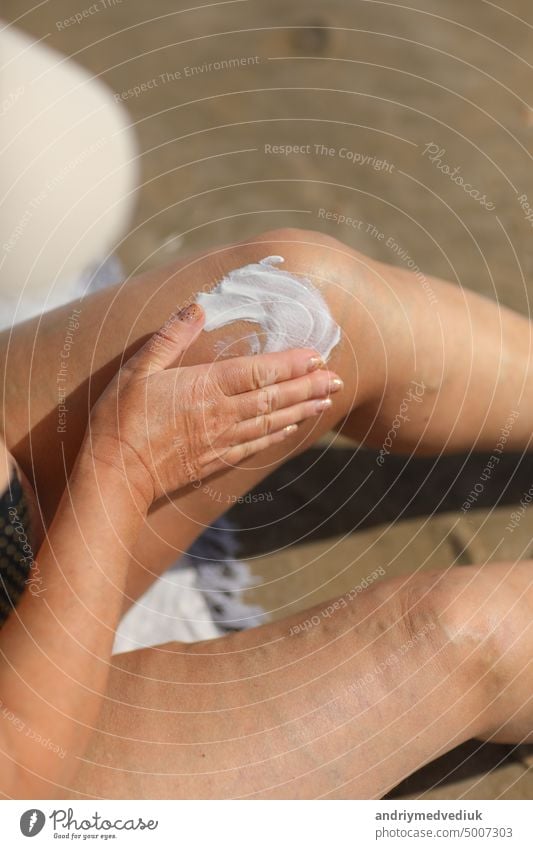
126,303,205,374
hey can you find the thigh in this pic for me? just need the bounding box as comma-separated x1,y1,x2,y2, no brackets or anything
0,26,136,314
70,564,499,799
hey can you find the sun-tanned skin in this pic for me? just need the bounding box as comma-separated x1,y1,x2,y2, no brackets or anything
3,229,532,596
0,228,531,799
0,321,341,797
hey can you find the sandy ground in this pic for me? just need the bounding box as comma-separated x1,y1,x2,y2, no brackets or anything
3,0,533,799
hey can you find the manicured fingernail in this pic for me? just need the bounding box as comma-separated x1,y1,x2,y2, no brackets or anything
315,398,333,412
330,377,344,392
307,356,325,372
283,424,298,436
177,303,203,323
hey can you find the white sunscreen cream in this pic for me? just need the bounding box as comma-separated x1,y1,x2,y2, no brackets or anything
196,255,341,359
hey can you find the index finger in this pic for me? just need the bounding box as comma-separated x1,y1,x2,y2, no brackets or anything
213,349,325,395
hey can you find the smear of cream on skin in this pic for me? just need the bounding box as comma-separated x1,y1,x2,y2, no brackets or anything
196,255,341,360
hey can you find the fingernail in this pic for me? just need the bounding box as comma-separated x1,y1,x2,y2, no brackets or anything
177,303,203,323
283,424,298,436
307,355,325,372
330,377,344,392
315,398,333,412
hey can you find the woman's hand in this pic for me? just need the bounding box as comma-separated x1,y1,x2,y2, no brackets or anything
87,304,343,508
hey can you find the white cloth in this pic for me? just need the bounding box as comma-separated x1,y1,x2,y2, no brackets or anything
113,568,221,654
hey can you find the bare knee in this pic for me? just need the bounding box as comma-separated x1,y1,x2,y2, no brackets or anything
239,227,356,293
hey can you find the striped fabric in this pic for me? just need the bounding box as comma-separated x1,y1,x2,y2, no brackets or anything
0,473,31,626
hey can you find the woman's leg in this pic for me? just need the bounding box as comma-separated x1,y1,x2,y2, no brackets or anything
0,25,136,317
4,226,532,497
64,560,532,799
2,227,533,595
0,229,361,523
